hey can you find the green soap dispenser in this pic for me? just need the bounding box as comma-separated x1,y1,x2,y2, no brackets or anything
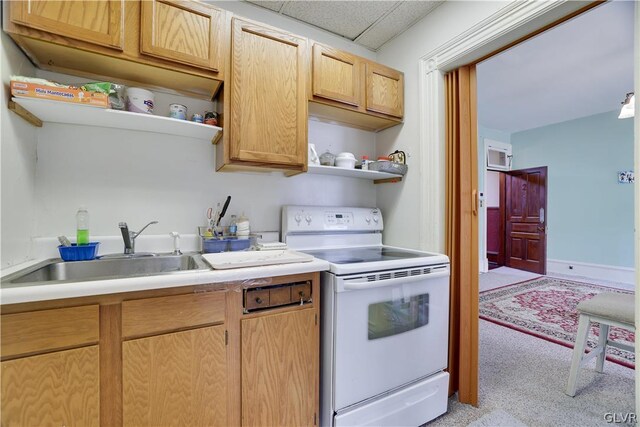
76,206,90,245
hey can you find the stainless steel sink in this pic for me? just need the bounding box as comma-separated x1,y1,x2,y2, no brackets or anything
1,254,211,287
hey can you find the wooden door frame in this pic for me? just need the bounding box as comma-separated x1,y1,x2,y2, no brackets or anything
418,1,607,407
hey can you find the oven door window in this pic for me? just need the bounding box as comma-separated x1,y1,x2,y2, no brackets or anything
368,293,429,340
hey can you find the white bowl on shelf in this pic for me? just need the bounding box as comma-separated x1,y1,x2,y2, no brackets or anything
335,152,356,168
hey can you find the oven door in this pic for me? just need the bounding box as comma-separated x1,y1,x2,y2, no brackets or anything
333,265,450,411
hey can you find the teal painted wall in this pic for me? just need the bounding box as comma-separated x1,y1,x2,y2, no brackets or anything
511,110,634,268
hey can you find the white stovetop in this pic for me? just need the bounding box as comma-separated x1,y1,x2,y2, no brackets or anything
0,257,329,305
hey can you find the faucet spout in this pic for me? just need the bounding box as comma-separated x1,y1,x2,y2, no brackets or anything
134,221,159,238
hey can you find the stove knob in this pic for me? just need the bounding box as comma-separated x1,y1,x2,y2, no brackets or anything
373,215,379,223
365,217,371,224
294,214,302,224
305,215,312,224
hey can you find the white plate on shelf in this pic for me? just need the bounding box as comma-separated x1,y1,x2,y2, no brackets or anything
202,250,314,270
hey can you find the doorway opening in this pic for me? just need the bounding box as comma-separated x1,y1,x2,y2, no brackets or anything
485,167,548,275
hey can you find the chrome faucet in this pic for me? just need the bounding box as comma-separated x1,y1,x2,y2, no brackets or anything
118,221,158,254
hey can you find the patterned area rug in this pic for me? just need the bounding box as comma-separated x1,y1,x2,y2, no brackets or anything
479,276,635,368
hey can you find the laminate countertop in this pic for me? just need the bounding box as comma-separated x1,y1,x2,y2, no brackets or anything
0,257,330,305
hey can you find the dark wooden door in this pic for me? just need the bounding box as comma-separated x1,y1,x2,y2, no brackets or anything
505,167,547,274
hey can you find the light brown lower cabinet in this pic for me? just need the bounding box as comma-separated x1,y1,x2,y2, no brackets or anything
241,307,318,427
122,325,228,426
0,273,319,427
1,346,100,427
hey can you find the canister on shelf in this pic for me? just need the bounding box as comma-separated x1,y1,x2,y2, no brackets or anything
204,111,218,126
125,87,154,114
191,113,204,123
169,103,187,120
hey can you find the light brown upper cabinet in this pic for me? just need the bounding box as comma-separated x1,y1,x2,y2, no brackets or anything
309,42,404,132
140,0,223,72
219,18,307,172
4,0,226,99
312,44,360,107
10,0,124,50
365,62,404,118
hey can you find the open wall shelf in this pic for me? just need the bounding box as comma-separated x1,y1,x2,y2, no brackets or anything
9,97,222,143
306,165,403,184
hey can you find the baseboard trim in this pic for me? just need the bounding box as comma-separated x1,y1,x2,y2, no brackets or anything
547,259,635,285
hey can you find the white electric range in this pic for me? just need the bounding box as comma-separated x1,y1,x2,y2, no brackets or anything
282,205,450,427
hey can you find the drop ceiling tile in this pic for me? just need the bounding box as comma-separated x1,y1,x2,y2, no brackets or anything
280,1,398,40
246,1,286,12
356,1,443,50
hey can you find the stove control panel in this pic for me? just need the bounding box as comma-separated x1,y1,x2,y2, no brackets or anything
325,212,353,227
282,206,383,235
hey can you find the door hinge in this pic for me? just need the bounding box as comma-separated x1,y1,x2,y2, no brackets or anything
314,413,317,425
315,313,318,325
225,330,228,346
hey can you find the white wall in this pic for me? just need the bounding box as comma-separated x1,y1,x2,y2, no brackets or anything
375,1,508,250
1,33,38,268
33,113,376,239
485,171,500,208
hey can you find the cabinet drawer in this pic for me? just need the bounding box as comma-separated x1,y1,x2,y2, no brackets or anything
122,291,225,339
269,287,291,307
291,283,312,303
245,289,270,311
1,305,99,359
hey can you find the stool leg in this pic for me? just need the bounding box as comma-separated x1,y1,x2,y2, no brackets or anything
596,323,610,373
566,314,591,397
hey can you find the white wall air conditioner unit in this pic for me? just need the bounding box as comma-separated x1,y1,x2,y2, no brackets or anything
485,141,512,171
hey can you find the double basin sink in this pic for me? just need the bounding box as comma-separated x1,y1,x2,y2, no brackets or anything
1,253,211,287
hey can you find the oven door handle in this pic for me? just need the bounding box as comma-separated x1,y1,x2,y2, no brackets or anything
343,270,449,290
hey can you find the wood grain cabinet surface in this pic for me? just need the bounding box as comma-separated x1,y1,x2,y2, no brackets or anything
10,0,124,50
365,62,404,118
123,325,228,426
4,0,225,99
221,17,307,171
309,42,404,131
312,44,361,107
241,308,318,427
1,346,101,427
0,267,318,427
1,304,101,427
140,0,223,72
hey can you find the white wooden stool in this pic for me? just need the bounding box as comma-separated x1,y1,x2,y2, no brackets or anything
566,292,635,397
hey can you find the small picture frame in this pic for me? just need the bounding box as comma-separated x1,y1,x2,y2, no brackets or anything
618,171,635,184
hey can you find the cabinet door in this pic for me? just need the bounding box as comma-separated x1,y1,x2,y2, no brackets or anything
1,346,100,427
365,62,404,118
11,0,123,50
230,18,307,167
140,0,222,72
123,325,228,426
241,308,317,427
312,44,360,107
